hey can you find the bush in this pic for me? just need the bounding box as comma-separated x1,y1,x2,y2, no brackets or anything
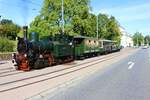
0,37,14,52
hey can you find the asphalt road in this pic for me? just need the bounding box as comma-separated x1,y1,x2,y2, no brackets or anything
49,48,150,100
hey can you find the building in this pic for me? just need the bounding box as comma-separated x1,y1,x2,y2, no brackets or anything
120,27,133,47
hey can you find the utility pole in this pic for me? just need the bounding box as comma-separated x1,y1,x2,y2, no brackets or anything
96,15,99,39
146,38,148,46
61,0,64,34
0,16,1,24
136,37,138,47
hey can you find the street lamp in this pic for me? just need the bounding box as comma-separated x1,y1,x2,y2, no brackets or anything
0,16,1,24
136,37,138,47
61,0,64,34
96,14,99,39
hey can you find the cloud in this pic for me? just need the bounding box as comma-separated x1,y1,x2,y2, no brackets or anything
93,3,150,34
99,3,150,22
100,3,150,13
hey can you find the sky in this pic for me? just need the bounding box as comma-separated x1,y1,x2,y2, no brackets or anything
91,0,150,35
0,0,150,35
0,0,43,26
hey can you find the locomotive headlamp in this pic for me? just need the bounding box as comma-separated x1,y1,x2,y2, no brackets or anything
69,42,72,45
12,53,14,57
24,54,27,57
12,53,16,59
39,54,43,58
16,36,18,41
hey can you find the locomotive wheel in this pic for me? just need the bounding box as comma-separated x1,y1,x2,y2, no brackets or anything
68,56,74,62
56,59,63,64
47,54,54,66
34,58,45,69
63,56,74,63
70,56,74,61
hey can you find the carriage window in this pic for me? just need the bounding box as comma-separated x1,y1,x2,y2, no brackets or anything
74,38,84,44
99,41,103,47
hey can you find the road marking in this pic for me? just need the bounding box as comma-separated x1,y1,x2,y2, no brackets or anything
128,61,135,70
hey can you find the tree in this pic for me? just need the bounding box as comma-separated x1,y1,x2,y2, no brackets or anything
133,32,144,46
144,35,150,45
0,19,21,40
97,14,109,38
1,19,13,25
30,0,90,37
107,16,121,43
97,14,121,44
86,13,97,37
30,0,121,43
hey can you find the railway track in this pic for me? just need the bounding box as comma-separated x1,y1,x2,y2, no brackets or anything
0,52,117,77
0,67,13,71
0,70,17,75
0,61,8,65
0,71,24,77
0,51,123,93
0,66,22,77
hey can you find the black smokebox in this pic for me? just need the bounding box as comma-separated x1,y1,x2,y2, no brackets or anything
23,26,28,40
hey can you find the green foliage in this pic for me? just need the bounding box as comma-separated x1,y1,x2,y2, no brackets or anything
144,35,150,45
0,19,21,40
133,32,144,46
98,14,121,44
30,0,121,44
1,19,13,25
0,37,14,52
97,14,109,38
30,0,91,37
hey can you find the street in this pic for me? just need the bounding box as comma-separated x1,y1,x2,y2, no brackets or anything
49,48,150,100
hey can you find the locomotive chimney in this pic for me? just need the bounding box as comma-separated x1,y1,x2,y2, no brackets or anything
23,26,28,40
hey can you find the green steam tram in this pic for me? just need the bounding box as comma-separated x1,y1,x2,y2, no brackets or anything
12,26,121,71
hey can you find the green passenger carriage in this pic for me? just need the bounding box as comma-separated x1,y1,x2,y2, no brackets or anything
73,36,103,59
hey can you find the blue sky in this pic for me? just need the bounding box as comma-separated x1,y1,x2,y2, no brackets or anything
91,0,150,35
0,0,150,35
0,0,43,26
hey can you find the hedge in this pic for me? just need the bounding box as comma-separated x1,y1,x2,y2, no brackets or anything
0,37,14,52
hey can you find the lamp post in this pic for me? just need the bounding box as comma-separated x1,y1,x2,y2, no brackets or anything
96,14,99,39
61,0,64,34
0,16,1,24
136,37,138,47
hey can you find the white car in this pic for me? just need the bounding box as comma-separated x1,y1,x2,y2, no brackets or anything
142,45,149,49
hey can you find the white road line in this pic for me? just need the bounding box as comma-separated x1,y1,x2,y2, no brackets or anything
128,61,135,70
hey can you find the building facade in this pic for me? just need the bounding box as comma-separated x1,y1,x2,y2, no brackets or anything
120,27,133,47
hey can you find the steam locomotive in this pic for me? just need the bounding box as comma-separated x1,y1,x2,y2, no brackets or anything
12,26,121,71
